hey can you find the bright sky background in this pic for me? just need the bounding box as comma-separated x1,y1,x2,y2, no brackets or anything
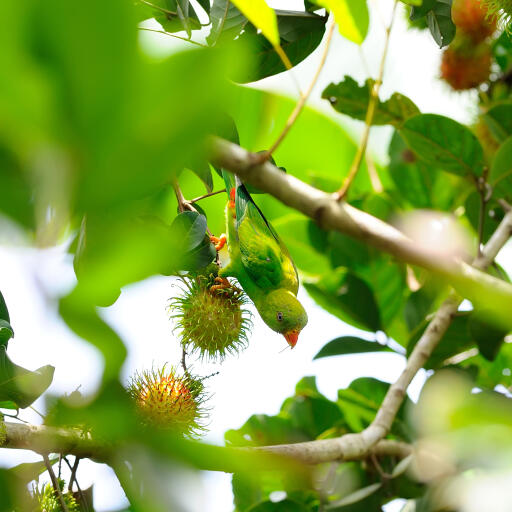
1,1,510,511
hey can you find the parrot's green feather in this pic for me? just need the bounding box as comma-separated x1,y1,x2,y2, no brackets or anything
219,171,307,340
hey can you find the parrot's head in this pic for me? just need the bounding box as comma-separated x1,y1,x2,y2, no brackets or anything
258,289,308,347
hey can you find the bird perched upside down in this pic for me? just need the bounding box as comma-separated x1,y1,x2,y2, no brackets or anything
211,171,308,347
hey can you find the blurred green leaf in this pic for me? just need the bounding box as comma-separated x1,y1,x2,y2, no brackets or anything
9,457,59,485
490,135,512,202
248,500,311,512
482,103,512,143
399,114,485,177
0,320,14,347
323,77,420,126
327,483,382,509
493,31,512,72
0,346,54,409
314,336,394,359
273,215,331,277
304,269,381,332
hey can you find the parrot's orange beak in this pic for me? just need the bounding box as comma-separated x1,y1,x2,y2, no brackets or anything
283,330,299,348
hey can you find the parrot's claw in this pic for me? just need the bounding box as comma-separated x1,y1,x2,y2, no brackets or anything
210,276,232,293
210,234,227,251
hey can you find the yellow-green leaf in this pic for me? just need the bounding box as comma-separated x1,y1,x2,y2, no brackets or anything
229,0,279,46
315,0,369,44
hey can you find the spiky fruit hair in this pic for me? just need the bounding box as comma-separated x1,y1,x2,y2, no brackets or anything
36,480,80,512
481,0,512,28
127,366,207,437
169,271,251,361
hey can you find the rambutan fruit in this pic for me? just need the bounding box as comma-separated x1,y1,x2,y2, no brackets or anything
128,366,206,437
452,0,497,42
440,44,492,90
36,480,80,512
169,271,251,361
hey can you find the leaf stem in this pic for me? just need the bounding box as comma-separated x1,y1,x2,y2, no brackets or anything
138,28,207,47
43,454,70,512
335,0,398,201
258,19,336,163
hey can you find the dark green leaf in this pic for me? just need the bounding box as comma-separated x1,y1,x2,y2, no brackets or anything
399,113,485,177
207,0,248,45
323,77,420,127
411,0,454,47
0,291,9,323
426,1,455,48
235,10,327,82
304,269,381,332
493,31,512,72
0,320,14,346
0,346,54,409
170,211,208,251
490,135,512,202
314,336,394,360
469,311,508,361
188,160,214,193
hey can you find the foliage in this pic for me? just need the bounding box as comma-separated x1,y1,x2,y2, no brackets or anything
0,0,512,511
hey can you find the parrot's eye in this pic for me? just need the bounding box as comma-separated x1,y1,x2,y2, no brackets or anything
277,312,283,322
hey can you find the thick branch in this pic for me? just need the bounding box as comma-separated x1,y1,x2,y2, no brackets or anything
209,138,512,326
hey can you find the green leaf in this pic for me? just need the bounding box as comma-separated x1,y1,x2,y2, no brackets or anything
482,103,512,143
207,0,248,46
171,211,208,251
0,292,10,324
493,31,512,72
314,336,394,360
399,113,485,177
313,0,369,44
235,10,327,83
230,0,279,45
323,77,420,127
327,483,382,509
0,347,54,409
469,311,508,361
490,135,512,202
400,0,422,5
187,160,214,193
304,269,381,332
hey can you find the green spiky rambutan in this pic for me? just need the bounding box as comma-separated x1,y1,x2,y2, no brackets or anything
452,0,497,42
169,270,251,360
36,480,80,512
128,366,207,437
440,43,492,90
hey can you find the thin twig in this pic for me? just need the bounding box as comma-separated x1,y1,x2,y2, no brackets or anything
137,0,177,16
257,19,336,163
64,457,88,511
29,405,45,421
138,27,207,47
173,180,213,236
189,189,226,203
336,0,398,200
43,454,70,512
68,456,80,492
181,347,188,374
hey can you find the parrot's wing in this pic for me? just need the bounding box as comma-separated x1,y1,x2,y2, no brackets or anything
235,181,298,291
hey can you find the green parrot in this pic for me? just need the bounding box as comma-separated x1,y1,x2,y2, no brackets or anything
212,172,308,347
